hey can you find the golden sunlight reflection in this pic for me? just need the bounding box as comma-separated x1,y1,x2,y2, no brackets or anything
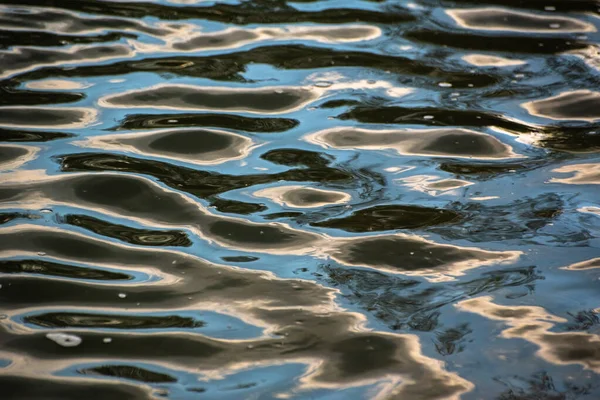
253,186,351,208
447,8,595,33
457,296,600,373
550,163,600,185
306,127,519,160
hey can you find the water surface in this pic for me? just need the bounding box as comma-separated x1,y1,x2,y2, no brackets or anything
0,0,599,399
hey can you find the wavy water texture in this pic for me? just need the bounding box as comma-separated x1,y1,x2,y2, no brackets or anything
0,0,599,399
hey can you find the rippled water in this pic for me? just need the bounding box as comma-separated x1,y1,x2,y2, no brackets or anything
1,0,600,399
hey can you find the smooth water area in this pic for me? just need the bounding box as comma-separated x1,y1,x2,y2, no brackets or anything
0,0,599,399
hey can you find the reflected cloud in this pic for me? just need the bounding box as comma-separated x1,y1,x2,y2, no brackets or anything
311,205,461,232
551,163,600,185
523,90,600,122
462,54,526,67
579,206,600,216
306,127,518,160
75,128,255,166
25,79,91,90
448,8,595,33
253,185,351,208
457,296,600,373
562,258,600,270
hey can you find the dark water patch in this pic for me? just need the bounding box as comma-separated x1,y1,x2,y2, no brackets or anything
338,107,534,134
536,125,600,152
0,212,27,225
0,86,83,106
330,234,520,279
207,220,318,250
0,144,32,165
24,312,205,329
261,148,332,168
100,84,318,114
405,29,588,54
0,107,95,129
312,205,461,232
0,29,135,51
59,153,354,199
81,128,253,165
64,214,192,247
210,198,266,215
263,212,305,220
0,128,72,142
221,256,259,263
80,365,177,383
113,113,299,132
439,161,538,179
319,99,363,109
0,259,131,281
0,375,150,400
0,44,133,79
447,0,600,13
0,0,415,25
524,90,600,121
308,127,517,159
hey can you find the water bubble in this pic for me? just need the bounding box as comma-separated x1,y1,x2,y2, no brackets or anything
423,115,434,120
247,344,254,349
274,89,284,94
545,6,556,11
118,293,127,299
46,333,82,347
167,119,178,123
438,82,452,88
103,337,112,344
39,209,52,214
549,23,560,29
313,81,332,88
37,252,46,256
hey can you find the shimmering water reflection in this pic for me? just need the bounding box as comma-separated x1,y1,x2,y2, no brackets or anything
0,0,599,399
